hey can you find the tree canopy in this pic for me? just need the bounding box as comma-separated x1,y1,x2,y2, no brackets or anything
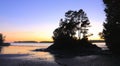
53,9,90,40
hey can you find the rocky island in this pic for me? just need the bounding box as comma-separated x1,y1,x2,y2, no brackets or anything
35,9,102,55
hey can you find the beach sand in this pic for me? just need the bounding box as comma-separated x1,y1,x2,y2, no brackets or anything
0,46,120,66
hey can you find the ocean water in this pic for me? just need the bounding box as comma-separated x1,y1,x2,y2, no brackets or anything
11,42,107,50
11,43,53,47
10,42,106,47
0,42,106,54
1,42,118,66
0,43,52,54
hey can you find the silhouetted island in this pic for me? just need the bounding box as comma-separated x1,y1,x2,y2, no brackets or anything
35,9,102,55
0,33,10,46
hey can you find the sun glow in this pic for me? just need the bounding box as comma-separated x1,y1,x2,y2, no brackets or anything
3,31,53,42
3,22,103,42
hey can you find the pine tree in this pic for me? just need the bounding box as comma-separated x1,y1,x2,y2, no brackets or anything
53,9,90,40
103,0,120,52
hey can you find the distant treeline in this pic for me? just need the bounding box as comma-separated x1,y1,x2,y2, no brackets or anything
14,41,53,43
90,40,105,43
14,40,104,43
14,41,38,43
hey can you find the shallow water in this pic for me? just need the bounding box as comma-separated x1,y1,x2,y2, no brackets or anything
0,42,106,54
0,44,55,63
1,43,120,66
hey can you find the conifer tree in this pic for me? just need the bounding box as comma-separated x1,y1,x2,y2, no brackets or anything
53,9,90,40
103,0,120,52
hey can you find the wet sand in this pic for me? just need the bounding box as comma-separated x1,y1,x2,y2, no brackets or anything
0,46,58,66
0,54,58,66
0,46,120,66
1,54,120,66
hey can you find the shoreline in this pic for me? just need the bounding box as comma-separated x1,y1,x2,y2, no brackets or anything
0,44,120,66
1,52,120,66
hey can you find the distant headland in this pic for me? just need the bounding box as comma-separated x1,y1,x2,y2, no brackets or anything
14,41,38,43
13,40,103,43
13,41,53,43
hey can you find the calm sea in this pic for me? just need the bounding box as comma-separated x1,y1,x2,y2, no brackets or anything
11,42,108,50
11,42,107,50
10,42,106,48
1,42,116,66
0,42,107,54
11,43,53,47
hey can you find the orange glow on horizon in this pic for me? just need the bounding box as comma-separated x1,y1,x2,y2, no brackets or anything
3,32,53,42
3,23,103,43
4,32,102,43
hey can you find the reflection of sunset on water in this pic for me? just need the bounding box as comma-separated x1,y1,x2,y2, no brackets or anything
1,46,40,54
0,45,55,61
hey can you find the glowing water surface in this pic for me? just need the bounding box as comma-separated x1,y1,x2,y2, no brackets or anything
0,42,106,54
1,43,119,66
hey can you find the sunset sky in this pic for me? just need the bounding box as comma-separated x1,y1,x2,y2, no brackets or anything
0,0,105,42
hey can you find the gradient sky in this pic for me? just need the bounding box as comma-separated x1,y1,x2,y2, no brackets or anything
0,0,105,42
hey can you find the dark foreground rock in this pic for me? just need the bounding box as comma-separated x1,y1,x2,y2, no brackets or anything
34,38,103,56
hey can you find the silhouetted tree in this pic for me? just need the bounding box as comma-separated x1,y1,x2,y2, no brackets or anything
103,0,120,53
0,33,5,44
78,10,90,39
53,9,90,40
